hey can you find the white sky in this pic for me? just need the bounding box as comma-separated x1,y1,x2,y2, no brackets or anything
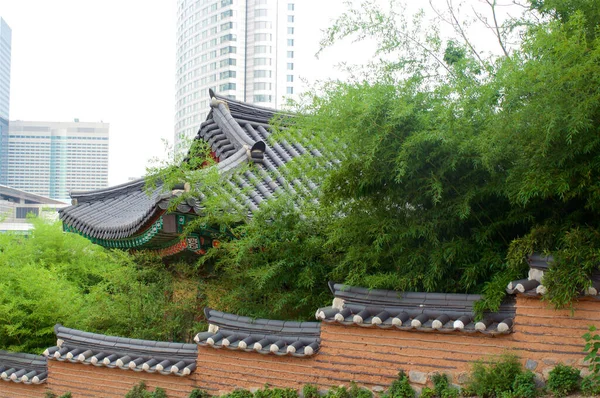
0,0,518,186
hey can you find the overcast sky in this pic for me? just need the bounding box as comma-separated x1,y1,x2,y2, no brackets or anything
0,0,518,186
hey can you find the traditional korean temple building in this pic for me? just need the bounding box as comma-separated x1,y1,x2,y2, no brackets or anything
2,94,599,397
59,90,315,257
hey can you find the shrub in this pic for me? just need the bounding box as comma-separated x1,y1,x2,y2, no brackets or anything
303,385,320,398
222,390,254,398
382,371,414,398
580,374,600,396
420,387,435,398
511,371,537,398
254,386,298,398
125,382,168,398
546,364,580,397
467,354,538,398
189,390,211,398
324,386,350,398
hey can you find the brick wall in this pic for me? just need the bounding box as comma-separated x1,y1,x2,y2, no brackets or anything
0,382,46,398
2,295,599,397
47,361,201,398
512,295,600,379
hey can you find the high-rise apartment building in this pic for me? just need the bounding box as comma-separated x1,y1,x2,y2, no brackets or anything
0,18,12,185
6,121,109,201
175,0,297,151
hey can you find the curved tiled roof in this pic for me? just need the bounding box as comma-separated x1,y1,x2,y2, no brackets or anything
59,178,166,240
506,253,600,297
0,350,47,384
60,91,316,247
317,282,516,335
194,308,321,357
44,325,197,376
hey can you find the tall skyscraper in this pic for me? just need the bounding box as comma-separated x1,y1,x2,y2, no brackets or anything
175,0,297,152
6,120,109,201
0,18,12,185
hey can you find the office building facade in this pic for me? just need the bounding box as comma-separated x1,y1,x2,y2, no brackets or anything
6,120,109,201
0,18,12,185
175,0,297,151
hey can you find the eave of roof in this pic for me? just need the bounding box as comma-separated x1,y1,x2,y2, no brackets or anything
0,350,48,384
44,325,197,377
194,308,321,357
318,282,516,335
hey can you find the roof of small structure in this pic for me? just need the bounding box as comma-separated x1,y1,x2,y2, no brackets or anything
44,325,197,377
317,282,516,335
59,91,315,250
194,308,321,357
0,350,47,384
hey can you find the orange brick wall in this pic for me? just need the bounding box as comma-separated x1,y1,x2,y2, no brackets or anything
47,361,201,398
2,295,599,397
512,296,600,379
0,381,47,398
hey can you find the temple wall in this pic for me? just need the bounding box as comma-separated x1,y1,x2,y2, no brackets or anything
2,295,600,397
0,382,46,398
46,361,201,398
511,296,599,379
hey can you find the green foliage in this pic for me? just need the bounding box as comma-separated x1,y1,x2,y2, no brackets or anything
221,389,254,398
381,371,415,398
143,0,600,318
583,325,600,377
429,373,459,398
467,354,536,398
254,385,298,398
125,381,167,398
420,388,436,398
189,389,211,398
0,219,203,353
303,385,320,398
546,364,580,397
44,393,72,398
580,374,600,396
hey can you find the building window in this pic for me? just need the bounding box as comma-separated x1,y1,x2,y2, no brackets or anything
255,57,272,66
220,46,236,55
221,10,234,19
220,70,237,79
220,58,237,67
287,87,294,94
255,33,272,41
288,15,294,22
219,83,236,91
254,45,271,54
255,21,272,29
287,51,294,58
287,74,293,82
221,22,234,30
254,95,272,102
287,62,294,70
256,9,268,17
221,34,236,42
287,39,294,46
288,3,294,10
221,0,233,6
287,27,294,34
254,82,272,90
254,70,272,78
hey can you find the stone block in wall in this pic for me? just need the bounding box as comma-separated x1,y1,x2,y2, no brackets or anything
525,359,538,371
409,370,428,385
